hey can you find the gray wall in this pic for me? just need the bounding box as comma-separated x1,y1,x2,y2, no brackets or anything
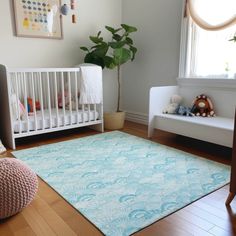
122,0,183,117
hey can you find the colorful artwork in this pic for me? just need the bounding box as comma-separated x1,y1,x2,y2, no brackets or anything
13,0,63,39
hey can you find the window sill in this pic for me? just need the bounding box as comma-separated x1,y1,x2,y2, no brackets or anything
177,77,236,90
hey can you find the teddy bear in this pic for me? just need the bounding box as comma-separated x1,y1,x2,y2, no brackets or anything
163,94,182,114
191,94,215,117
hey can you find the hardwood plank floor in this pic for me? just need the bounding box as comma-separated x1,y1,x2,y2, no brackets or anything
0,121,235,236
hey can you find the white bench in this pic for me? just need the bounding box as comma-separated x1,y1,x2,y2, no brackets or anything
148,85,235,147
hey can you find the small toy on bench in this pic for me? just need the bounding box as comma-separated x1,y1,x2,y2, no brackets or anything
176,105,194,116
163,94,194,116
191,94,215,117
162,94,182,114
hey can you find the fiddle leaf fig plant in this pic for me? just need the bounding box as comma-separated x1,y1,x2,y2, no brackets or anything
80,24,137,112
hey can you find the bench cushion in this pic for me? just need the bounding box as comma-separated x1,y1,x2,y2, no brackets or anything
157,114,234,131
154,114,234,147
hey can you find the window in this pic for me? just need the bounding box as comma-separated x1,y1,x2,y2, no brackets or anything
182,0,236,79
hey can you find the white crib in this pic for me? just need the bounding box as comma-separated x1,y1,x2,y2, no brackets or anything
0,64,104,149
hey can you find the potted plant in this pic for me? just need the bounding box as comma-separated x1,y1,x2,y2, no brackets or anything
80,24,137,129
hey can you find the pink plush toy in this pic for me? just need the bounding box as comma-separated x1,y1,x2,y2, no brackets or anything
11,94,27,120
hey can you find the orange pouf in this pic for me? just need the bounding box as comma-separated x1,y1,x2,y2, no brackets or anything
0,158,38,219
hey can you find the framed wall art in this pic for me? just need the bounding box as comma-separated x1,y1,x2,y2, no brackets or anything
13,0,63,39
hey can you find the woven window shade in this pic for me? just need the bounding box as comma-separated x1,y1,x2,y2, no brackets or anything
186,0,236,31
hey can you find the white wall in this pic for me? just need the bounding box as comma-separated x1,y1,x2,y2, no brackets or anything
0,0,122,111
122,0,183,121
0,1,184,115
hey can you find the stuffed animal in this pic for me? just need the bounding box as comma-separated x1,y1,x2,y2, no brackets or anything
27,98,41,112
176,105,194,116
191,94,215,117
58,91,78,110
58,90,69,108
11,94,27,120
163,94,183,114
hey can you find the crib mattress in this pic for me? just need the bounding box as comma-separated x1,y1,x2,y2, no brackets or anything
13,109,99,133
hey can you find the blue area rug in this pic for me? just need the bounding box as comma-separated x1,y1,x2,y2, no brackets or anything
12,131,230,236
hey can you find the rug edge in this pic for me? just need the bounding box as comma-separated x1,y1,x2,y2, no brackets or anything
130,182,229,235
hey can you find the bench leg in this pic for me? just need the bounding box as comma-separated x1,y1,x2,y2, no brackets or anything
225,192,236,205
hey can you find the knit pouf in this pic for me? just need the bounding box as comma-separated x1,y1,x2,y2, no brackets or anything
0,158,38,219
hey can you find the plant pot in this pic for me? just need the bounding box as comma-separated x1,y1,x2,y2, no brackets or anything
104,111,125,130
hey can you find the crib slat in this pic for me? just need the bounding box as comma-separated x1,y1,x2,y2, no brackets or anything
15,73,22,133
47,72,52,129
94,104,97,121
88,104,91,122
61,72,66,126
39,72,45,130
31,72,38,131
68,72,72,125
54,72,59,127
75,71,79,124
23,72,29,133
82,104,85,123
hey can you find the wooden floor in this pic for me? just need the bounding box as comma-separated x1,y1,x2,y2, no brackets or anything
0,121,235,236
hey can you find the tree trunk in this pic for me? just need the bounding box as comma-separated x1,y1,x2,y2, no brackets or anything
117,65,121,112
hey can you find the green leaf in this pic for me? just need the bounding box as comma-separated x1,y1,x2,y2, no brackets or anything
89,36,103,44
91,42,107,48
129,46,137,60
112,34,122,41
105,26,122,34
126,37,133,45
108,40,127,49
104,56,116,69
114,28,122,33
97,31,101,37
113,48,132,65
91,45,100,49
84,53,105,69
92,43,109,57
121,24,137,33
80,46,89,52
105,26,115,34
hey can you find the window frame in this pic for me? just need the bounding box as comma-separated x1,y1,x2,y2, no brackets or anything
178,0,236,85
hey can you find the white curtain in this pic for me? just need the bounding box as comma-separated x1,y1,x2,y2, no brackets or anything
186,0,236,31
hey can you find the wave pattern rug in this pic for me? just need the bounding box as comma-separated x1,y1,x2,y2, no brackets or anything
12,131,230,236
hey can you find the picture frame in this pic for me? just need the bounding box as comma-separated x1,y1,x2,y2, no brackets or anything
13,0,63,39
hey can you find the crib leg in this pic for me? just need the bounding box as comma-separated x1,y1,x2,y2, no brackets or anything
90,123,104,132
3,132,15,150
9,136,16,150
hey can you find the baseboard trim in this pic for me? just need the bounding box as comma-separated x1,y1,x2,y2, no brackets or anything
125,111,148,125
